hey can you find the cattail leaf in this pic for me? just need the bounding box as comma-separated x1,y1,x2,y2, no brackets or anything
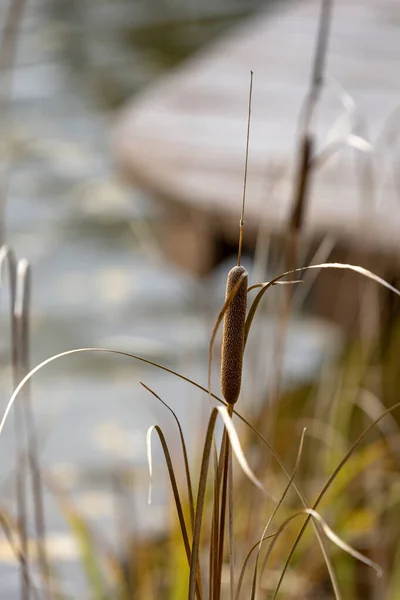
145,424,202,599
251,428,307,600
245,262,400,349
235,532,278,600
304,508,382,577
263,506,381,600
216,406,274,500
273,399,400,599
189,409,220,600
0,347,228,440
0,348,371,600
141,382,195,528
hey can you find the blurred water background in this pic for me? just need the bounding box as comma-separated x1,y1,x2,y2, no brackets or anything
0,0,342,597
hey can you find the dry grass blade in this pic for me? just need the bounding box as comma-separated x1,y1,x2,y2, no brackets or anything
0,347,342,597
15,259,51,596
146,425,156,507
0,509,42,600
304,509,382,577
0,345,350,515
248,263,400,295
237,70,253,266
289,134,313,234
141,382,195,529
292,236,335,307
228,453,235,600
312,134,372,170
233,413,340,598
189,409,220,600
250,428,307,600
0,347,229,439
243,280,302,348
1,246,31,600
272,399,400,599
235,532,278,600
147,424,203,600
245,262,400,348
0,244,17,341
215,417,231,600
187,405,269,600
263,507,380,599
0,348,332,521
208,271,249,596
216,407,274,500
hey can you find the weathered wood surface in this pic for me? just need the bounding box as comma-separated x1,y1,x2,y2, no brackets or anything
115,0,400,271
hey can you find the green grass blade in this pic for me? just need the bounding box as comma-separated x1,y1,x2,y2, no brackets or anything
251,428,306,600
272,400,400,599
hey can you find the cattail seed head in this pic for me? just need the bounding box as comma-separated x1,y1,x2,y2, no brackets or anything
220,265,248,405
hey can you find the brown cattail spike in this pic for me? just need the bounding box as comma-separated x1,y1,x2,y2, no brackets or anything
221,265,248,405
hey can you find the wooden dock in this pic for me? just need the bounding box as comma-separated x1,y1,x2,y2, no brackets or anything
115,0,400,274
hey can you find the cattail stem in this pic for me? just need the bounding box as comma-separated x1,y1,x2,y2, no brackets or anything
214,403,234,600
237,71,253,266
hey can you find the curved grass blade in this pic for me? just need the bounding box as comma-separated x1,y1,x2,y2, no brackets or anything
272,400,400,599
261,507,381,599
312,134,372,170
250,428,306,600
189,409,219,600
0,346,229,439
0,346,343,597
146,424,202,600
141,382,195,530
5,342,393,596
235,532,278,600
189,405,280,600
245,262,400,348
304,509,382,577
216,406,274,500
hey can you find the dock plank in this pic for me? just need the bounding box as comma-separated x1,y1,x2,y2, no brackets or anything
115,0,400,272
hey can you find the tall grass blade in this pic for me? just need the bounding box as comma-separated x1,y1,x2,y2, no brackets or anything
189,409,219,600
141,382,195,529
0,347,348,598
245,263,400,348
216,407,274,499
272,400,400,599
251,428,307,599
15,260,51,597
1,245,30,600
146,424,202,600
